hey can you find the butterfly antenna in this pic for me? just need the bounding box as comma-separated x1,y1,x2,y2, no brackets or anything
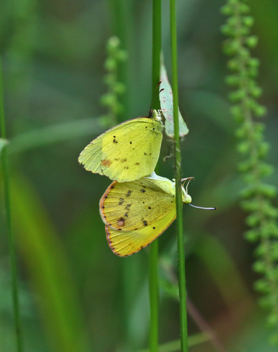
181,177,194,194
156,80,162,90
189,204,217,211
181,178,217,210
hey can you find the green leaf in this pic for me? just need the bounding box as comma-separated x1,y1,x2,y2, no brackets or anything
159,62,189,138
11,175,91,352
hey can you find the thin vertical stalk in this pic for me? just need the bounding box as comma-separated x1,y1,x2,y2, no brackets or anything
149,1,161,351
152,0,162,109
170,1,188,351
108,1,135,347
0,61,24,351
148,241,159,352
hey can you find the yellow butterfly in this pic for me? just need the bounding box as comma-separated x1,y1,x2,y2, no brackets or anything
99,173,193,257
78,110,164,182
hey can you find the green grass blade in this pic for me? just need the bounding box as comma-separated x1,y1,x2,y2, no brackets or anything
9,118,104,155
10,174,91,352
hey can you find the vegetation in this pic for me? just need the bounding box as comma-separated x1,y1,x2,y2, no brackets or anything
1,0,278,351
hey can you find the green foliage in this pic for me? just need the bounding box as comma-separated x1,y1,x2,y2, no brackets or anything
221,0,278,343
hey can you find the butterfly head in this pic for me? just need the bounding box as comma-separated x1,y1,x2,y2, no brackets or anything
149,109,163,123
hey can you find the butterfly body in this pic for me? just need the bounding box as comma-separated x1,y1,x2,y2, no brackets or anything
99,174,192,256
78,110,164,182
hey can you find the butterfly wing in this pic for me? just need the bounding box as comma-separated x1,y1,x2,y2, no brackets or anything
106,208,176,256
100,176,176,231
78,115,163,182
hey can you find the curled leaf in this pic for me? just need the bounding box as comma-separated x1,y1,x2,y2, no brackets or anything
159,62,189,138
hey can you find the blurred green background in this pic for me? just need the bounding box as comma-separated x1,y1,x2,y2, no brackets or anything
1,0,278,351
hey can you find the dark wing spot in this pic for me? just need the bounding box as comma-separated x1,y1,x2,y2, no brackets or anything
140,189,146,193
113,139,118,144
121,158,127,163
144,153,147,155
125,204,131,210
143,220,148,226
149,153,152,155
126,190,132,197
153,227,155,230
148,207,151,209
130,141,132,144
124,166,129,169
135,162,140,166
124,212,128,217
117,217,125,227
118,198,124,205
115,158,119,161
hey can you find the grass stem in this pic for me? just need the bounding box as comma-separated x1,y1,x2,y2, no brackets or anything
149,1,162,351
149,240,159,352
0,60,24,351
170,1,189,351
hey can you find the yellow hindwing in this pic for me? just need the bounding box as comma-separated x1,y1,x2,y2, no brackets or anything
100,176,176,231
106,208,176,257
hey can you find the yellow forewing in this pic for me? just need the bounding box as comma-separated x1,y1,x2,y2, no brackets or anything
100,176,176,231
78,111,164,182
